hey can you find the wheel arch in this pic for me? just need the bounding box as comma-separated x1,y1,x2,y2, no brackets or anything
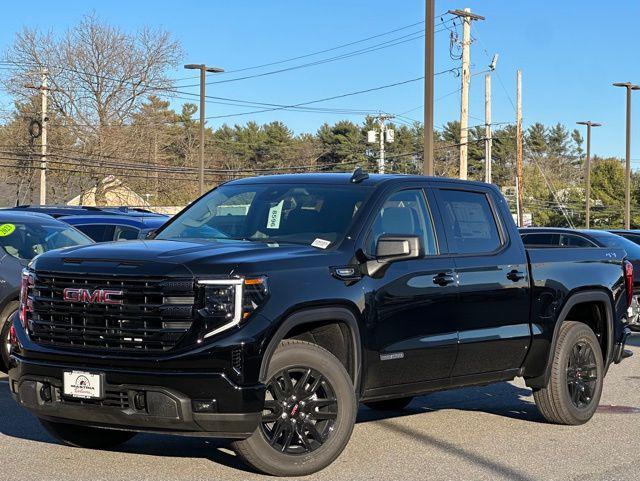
258,306,362,393
525,289,614,389
0,291,19,317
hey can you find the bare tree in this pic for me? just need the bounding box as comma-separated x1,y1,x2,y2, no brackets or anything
2,13,182,202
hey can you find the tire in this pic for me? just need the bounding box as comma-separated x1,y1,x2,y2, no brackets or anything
39,419,136,449
364,396,413,411
533,321,604,425
0,302,18,374
232,340,357,477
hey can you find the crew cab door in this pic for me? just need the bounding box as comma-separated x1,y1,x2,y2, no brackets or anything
432,184,531,376
362,186,459,390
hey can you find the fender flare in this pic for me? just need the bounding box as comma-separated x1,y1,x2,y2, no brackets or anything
525,290,613,389
258,306,362,391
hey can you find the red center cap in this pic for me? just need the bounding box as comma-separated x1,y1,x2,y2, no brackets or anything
291,403,299,416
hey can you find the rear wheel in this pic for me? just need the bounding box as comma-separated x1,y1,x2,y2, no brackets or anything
232,340,357,476
39,419,136,449
364,397,413,411
533,321,603,425
0,302,18,373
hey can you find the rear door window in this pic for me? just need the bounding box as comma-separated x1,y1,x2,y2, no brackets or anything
559,234,597,247
436,189,502,254
114,225,140,241
521,233,560,246
74,224,114,242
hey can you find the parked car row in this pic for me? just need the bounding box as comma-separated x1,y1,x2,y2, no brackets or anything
0,212,95,371
0,205,170,372
520,227,640,330
3,173,635,476
5,205,168,242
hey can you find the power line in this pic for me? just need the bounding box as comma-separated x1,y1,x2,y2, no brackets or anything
175,28,448,88
0,20,450,94
217,16,454,75
204,72,458,120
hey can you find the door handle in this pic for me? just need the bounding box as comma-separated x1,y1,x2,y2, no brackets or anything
506,269,526,282
433,272,455,286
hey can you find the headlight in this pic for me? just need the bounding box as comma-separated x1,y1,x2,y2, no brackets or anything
197,276,268,338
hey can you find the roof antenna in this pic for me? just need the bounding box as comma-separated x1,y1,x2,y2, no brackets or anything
350,167,369,184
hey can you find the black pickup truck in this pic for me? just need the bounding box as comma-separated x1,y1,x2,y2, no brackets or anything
8,172,633,476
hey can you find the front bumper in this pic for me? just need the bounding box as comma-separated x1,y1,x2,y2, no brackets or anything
9,354,264,439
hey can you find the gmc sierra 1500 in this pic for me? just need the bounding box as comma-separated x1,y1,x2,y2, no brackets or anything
8,171,633,476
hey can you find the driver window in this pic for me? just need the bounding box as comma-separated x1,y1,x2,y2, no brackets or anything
368,189,437,256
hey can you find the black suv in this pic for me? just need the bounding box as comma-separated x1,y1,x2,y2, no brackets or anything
8,173,632,476
3,206,168,242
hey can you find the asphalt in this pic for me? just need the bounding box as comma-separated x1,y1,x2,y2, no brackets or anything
1,336,639,481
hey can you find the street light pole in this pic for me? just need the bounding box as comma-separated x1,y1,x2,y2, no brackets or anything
613,82,639,229
577,121,602,229
184,64,224,195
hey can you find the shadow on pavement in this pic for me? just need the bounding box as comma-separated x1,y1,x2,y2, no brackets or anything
0,375,255,472
0,375,540,476
357,380,543,424
376,419,538,481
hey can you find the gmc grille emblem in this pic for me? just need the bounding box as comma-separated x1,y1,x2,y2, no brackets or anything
62,288,123,305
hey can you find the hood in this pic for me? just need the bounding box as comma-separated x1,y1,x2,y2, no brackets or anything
30,239,342,277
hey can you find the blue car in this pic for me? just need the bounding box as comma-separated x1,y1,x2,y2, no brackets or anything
4,205,169,242
0,211,93,372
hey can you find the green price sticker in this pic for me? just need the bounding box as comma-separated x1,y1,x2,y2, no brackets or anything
0,224,16,237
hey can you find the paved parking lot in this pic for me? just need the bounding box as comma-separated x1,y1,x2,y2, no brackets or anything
2,336,639,481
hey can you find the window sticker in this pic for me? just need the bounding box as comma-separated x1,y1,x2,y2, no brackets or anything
0,224,15,237
311,238,331,249
266,200,284,229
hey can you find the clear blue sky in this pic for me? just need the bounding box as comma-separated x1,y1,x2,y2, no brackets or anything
0,0,638,164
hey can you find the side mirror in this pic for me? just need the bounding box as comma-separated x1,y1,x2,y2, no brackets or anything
376,235,421,262
145,229,157,240
365,235,421,276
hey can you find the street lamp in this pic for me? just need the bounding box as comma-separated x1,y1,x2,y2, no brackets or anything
613,82,640,229
576,121,602,229
184,64,225,195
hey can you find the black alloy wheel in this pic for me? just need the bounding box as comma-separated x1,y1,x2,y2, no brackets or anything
232,340,356,476
533,321,604,425
261,367,338,454
0,303,18,373
566,341,598,409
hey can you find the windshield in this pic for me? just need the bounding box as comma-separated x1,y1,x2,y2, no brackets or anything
156,183,372,247
0,221,93,260
592,233,640,258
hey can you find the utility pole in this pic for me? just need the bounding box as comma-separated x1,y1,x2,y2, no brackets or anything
449,8,485,180
184,63,225,195
516,69,524,227
25,69,50,205
368,115,394,174
576,121,602,229
613,82,639,229
39,69,48,205
484,73,492,183
423,0,435,176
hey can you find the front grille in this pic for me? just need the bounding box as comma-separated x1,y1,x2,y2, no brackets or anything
61,389,130,409
28,272,195,353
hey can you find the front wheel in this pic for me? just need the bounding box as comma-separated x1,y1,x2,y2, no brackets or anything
533,321,604,425
39,419,136,449
0,302,18,373
232,340,357,477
